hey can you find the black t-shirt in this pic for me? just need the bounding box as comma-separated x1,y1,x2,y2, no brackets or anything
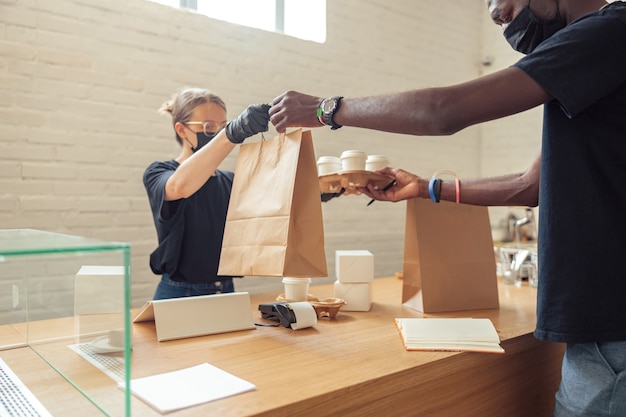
514,2,626,342
143,160,236,283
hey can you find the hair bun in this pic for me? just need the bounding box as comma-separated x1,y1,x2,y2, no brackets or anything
158,100,175,115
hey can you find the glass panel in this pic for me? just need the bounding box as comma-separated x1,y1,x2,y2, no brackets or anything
147,0,179,7
147,0,327,43
0,228,129,256
284,0,326,43
198,0,276,32
0,229,131,417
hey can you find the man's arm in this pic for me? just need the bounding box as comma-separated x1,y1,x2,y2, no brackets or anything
440,153,540,207
360,153,540,207
270,67,552,135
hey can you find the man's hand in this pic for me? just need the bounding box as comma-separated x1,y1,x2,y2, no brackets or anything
358,168,422,202
269,91,323,133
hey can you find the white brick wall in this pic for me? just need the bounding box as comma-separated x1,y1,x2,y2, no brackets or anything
0,0,541,306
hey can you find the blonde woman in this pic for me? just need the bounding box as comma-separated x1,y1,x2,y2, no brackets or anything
144,87,269,299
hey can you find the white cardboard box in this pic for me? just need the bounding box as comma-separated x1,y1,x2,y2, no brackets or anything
334,281,372,311
335,250,374,283
74,265,126,342
74,265,125,315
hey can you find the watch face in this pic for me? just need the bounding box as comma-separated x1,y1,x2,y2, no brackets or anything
323,98,336,114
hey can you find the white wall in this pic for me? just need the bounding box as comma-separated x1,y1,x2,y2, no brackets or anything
0,0,541,305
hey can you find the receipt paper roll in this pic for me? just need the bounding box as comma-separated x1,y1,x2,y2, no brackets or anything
288,302,318,329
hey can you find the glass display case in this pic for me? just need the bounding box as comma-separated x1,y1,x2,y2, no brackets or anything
0,229,131,416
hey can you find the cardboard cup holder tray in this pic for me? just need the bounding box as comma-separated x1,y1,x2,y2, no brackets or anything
319,170,394,195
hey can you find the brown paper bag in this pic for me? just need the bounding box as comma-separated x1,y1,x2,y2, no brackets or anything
402,198,499,313
217,129,328,278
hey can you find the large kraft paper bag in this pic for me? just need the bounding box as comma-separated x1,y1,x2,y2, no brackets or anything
218,129,328,278
402,198,499,313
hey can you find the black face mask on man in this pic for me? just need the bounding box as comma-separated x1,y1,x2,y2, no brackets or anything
503,4,566,54
191,131,217,153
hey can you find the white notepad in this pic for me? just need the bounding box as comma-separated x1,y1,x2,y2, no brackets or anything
395,317,505,354
123,363,256,414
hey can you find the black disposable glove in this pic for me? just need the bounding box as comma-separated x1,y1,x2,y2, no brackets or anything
320,188,345,202
225,103,271,144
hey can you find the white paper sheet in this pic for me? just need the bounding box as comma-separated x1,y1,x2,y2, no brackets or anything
122,363,256,414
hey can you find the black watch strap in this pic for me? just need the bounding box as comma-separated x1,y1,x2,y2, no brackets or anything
320,96,343,130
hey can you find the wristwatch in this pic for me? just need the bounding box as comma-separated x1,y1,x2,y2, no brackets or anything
318,96,343,130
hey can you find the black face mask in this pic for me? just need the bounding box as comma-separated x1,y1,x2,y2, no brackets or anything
191,131,217,153
503,5,565,54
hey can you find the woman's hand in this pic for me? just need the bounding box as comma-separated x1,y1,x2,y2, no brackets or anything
225,104,271,144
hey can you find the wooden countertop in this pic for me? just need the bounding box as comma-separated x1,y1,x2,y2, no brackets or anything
0,277,564,417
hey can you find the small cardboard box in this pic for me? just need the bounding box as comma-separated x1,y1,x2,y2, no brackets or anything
334,281,372,311
74,265,126,342
335,250,374,283
74,265,125,315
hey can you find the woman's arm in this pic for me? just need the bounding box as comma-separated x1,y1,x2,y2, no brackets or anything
165,104,270,201
165,131,235,200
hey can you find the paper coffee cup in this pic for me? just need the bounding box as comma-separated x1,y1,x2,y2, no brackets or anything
366,155,390,171
282,277,311,301
340,150,367,171
107,328,125,348
317,156,342,175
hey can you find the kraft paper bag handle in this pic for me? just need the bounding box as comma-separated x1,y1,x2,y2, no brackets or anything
248,132,282,176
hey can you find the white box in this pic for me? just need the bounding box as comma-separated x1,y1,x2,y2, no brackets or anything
74,265,126,343
75,265,125,315
335,250,374,283
334,281,372,311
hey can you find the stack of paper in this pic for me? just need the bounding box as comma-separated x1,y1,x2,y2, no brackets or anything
123,363,256,413
395,318,504,354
